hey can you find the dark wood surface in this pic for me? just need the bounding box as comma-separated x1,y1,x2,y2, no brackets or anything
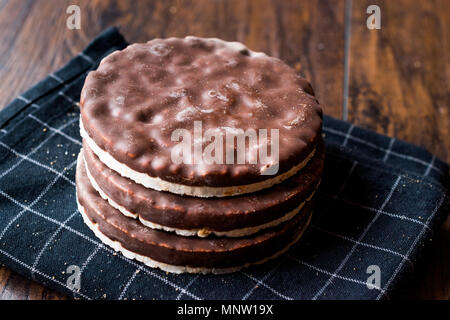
0,0,448,300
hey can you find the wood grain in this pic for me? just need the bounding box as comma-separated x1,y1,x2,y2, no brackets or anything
348,0,449,299
0,264,66,299
348,0,449,163
0,0,345,117
0,0,447,300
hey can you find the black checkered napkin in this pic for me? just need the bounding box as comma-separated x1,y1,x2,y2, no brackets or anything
0,28,448,300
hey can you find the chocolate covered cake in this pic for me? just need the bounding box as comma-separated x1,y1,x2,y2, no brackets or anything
76,36,324,273
79,36,322,197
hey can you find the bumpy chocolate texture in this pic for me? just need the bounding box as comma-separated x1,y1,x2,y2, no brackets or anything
80,37,323,187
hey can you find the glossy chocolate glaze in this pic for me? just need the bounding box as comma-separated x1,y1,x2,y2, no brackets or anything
76,158,312,268
83,139,324,231
80,37,322,187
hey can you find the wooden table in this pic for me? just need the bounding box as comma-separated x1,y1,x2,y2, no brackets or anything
0,0,448,300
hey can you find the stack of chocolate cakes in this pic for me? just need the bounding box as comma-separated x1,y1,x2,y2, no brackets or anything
76,37,324,274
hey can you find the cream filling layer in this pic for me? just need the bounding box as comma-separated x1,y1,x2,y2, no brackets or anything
80,118,316,197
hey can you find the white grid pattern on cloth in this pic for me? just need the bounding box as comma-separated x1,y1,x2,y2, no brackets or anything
310,225,410,261
16,84,73,114
17,87,79,113
0,140,76,186
318,190,430,228
13,65,92,115
376,193,446,299
325,148,447,200
80,245,103,275
0,248,91,299
237,152,397,301
0,96,446,299
0,117,202,300
176,275,200,300
1,51,98,137
173,259,288,300
17,95,31,104
0,158,77,242
130,263,201,300
0,49,104,298
72,244,104,299
241,270,293,300
312,176,402,300
13,98,39,111
286,255,385,293
341,124,354,147
49,73,71,92
17,96,43,110
323,126,443,175
0,111,88,298
0,186,202,300
79,52,95,65
119,268,141,300
1,70,90,136
424,155,436,176
31,209,80,280
383,138,396,162
230,148,406,302
211,217,401,301
241,261,284,300
58,91,78,106
28,114,82,146
49,73,65,84
0,117,79,181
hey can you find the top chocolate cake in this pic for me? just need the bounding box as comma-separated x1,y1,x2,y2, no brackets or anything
80,36,322,197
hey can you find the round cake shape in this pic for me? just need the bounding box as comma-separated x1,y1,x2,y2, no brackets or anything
76,154,312,274
80,36,322,197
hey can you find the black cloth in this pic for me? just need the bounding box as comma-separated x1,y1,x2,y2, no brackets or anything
0,27,448,300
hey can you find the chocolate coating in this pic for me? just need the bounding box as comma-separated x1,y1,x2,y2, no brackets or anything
76,158,312,268
83,139,324,232
80,37,322,187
